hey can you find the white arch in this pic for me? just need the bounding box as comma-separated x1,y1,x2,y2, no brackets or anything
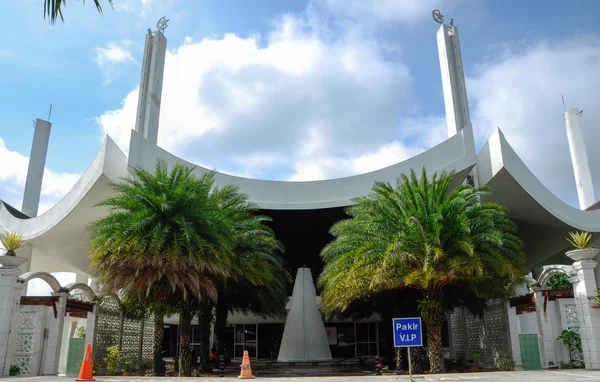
19,271,62,294
537,265,575,288
62,282,96,301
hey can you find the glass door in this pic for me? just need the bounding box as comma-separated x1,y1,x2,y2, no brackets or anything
234,324,258,359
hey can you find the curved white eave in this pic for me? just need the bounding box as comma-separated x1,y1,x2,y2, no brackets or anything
128,125,477,210
476,128,600,232
0,136,129,241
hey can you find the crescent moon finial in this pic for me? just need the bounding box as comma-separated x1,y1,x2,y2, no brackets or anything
432,9,444,24
156,16,169,32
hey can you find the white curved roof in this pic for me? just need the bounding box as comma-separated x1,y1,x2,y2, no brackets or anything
0,123,598,273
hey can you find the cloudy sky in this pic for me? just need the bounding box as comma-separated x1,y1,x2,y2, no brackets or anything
1,0,600,217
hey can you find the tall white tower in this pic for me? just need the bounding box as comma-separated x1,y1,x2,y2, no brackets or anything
22,118,51,217
135,17,168,146
564,108,596,210
434,11,471,138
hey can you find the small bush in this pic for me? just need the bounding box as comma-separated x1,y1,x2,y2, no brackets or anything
494,350,515,371
9,365,20,376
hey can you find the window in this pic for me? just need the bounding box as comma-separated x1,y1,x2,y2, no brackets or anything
355,322,378,357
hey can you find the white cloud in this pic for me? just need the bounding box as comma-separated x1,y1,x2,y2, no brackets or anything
97,13,447,180
468,36,600,205
0,137,79,215
318,0,469,25
94,42,136,85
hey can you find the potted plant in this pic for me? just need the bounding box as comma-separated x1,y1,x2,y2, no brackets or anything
566,231,598,261
0,232,28,268
121,356,134,376
470,353,481,372
105,345,123,375
137,361,148,376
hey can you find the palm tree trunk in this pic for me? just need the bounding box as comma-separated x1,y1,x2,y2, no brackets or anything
178,305,192,376
395,347,402,373
214,291,228,359
198,303,213,372
410,347,422,374
418,296,444,373
153,314,165,376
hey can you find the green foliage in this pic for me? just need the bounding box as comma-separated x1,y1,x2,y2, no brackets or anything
105,345,122,373
89,160,234,301
547,272,572,290
9,365,20,376
470,353,482,367
494,350,515,371
567,231,595,249
557,329,583,368
44,0,113,24
0,232,27,256
76,326,86,338
121,356,134,372
318,168,526,373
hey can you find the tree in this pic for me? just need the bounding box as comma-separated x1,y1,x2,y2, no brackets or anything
319,168,526,373
89,161,233,376
192,187,289,370
547,272,572,290
44,0,113,24
212,208,289,365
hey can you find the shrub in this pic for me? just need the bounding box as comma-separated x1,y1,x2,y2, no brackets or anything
494,350,515,371
9,365,20,376
547,273,572,290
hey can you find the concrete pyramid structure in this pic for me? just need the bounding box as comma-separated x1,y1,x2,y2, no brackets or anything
277,267,333,362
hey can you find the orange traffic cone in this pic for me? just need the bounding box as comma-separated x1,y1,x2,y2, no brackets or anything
75,343,95,381
238,350,256,379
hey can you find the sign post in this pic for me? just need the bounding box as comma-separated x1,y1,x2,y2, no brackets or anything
393,317,423,381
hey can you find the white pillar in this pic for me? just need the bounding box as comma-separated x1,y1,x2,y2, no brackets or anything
84,303,97,350
564,108,596,210
42,291,68,375
569,260,600,369
436,23,471,138
22,119,51,217
134,29,167,146
533,288,554,368
506,302,523,370
0,267,25,376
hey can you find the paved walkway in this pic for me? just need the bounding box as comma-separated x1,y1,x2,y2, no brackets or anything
5,370,600,381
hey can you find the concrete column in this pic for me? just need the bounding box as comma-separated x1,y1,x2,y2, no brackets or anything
506,302,523,370
436,23,471,138
569,260,600,369
22,119,51,217
134,29,167,146
564,108,596,210
533,287,555,368
0,267,25,376
85,304,97,349
42,291,68,375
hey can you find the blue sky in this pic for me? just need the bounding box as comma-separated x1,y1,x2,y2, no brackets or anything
1,0,600,214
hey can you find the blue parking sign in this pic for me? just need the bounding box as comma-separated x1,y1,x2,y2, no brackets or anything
393,317,423,347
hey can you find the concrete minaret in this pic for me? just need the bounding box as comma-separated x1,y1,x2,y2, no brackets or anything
134,17,168,146
564,108,596,210
436,21,471,138
22,119,51,217
278,268,332,362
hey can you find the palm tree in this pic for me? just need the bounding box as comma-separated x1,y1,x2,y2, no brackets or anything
212,209,289,365
89,160,233,376
44,0,113,24
195,187,289,371
319,169,525,373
